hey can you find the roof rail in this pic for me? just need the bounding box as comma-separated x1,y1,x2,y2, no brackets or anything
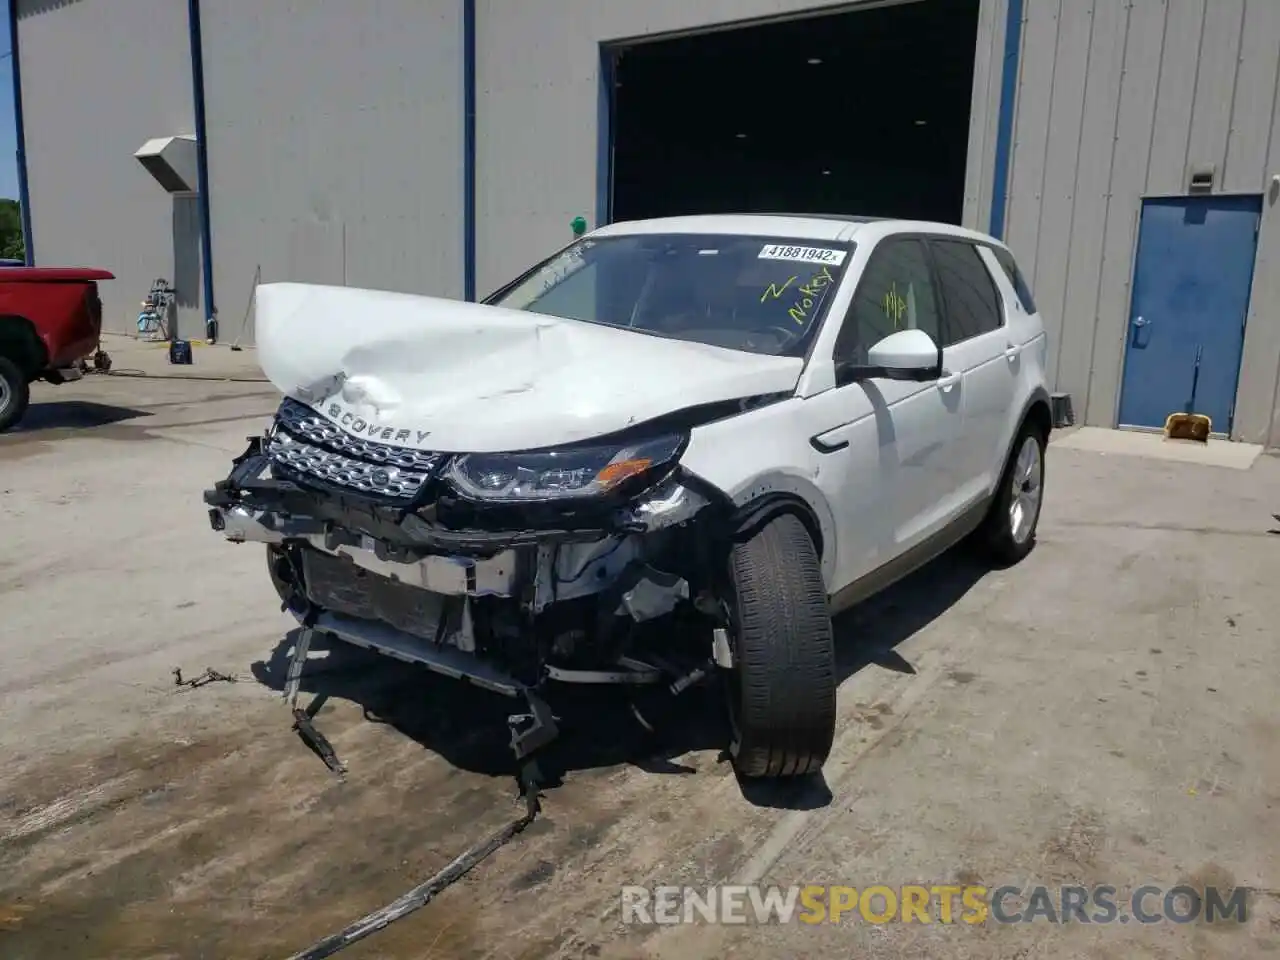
748,212,891,223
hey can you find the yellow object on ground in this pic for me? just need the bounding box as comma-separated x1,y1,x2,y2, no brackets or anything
1164,344,1211,443
1163,411,1211,443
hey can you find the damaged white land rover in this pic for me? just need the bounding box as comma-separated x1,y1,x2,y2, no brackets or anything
205,214,1050,784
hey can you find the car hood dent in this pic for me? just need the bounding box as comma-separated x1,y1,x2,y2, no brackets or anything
254,282,804,452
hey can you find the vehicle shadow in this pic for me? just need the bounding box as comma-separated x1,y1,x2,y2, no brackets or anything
249,546,992,812
10,400,152,432
251,633,729,788
734,546,992,810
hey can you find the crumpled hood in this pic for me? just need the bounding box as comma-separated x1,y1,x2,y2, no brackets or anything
254,282,804,453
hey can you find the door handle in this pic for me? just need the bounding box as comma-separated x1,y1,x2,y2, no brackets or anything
1004,343,1020,362
936,371,961,391
1132,315,1149,328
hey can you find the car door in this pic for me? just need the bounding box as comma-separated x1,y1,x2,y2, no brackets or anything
816,236,966,589
926,237,1017,504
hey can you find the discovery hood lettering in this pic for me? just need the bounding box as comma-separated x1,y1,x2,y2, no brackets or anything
254,282,805,453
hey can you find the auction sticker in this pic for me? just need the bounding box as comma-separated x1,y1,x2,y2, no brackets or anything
758,244,847,265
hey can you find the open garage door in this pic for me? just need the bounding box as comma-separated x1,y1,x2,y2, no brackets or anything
608,0,981,224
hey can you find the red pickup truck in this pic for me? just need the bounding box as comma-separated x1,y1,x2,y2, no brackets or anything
0,267,114,431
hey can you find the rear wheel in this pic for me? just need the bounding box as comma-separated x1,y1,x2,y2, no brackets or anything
724,513,836,779
978,419,1046,565
0,355,30,432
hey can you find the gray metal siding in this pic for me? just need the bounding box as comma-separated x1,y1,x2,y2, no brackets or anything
14,0,198,338
1230,0,1280,447
198,0,464,345
1050,0,1128,420
474,0,1006,297
34,0,1280,447
962,0,1009,234
1001,0,1280,445
1026,0,1090,381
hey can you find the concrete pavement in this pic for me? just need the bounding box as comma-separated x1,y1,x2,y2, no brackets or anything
1,375,1277,959
94,332,267,382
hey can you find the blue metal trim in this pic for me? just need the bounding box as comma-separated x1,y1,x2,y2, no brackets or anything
187,0,217,339
988,0,1024,239
9,1,34,264
462,0,476,300
595,45,615,229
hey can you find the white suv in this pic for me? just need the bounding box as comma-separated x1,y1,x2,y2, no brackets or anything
205,214,1050,784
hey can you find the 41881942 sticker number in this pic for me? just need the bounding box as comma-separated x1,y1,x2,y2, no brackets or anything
757,244,848,266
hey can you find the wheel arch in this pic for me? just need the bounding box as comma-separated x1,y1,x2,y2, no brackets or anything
0,314,48,377
988,386,1052,497
1021,387,1053,443
687,468,839,587
732,492,826,555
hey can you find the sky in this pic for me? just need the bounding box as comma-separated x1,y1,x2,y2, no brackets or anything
0,0,20,202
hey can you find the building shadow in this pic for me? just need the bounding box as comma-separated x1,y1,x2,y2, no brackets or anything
249,544,994,812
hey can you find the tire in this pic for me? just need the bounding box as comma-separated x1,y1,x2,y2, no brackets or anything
0,355,30,432
978,418,1047,566
725,512,837,779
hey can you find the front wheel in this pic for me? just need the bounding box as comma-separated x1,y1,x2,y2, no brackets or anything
266,545,308,617
0,355,30,432
724,513,837,779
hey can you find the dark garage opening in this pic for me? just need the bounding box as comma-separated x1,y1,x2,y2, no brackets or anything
609,0,981,225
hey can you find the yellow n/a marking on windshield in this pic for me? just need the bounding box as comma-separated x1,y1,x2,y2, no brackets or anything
761,276,798,302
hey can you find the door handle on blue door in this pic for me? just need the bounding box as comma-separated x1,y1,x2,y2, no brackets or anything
1130,315,1151,347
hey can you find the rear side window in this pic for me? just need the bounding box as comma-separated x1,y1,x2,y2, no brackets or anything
991,245,1038,314
930,239,1003,344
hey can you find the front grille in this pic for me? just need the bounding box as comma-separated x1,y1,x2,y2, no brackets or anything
276,398,439,470
267,430,435,498
267,399,440,499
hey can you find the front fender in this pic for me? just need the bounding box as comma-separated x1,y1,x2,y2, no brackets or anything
684,466,839,587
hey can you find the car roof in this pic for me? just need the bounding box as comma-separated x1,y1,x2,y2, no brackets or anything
588,213,1005,247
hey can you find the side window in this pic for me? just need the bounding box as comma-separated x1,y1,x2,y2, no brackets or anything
834,238,942,365
991,244,1038,314
931,239,1004,344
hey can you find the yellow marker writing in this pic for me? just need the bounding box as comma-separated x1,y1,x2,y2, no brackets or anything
787,266,837,325
883,282,907,328
761,276,797,302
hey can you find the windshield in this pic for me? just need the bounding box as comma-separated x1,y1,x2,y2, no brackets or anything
485,233,854,357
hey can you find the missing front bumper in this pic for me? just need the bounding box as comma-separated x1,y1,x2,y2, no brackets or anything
204,437,719,693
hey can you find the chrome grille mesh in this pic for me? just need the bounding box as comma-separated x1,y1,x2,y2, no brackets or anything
268,399,439,499
275,398,438,470
267,431,435,498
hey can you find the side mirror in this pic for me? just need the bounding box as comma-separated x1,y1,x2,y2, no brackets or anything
866,329,942,380
836,328,943,386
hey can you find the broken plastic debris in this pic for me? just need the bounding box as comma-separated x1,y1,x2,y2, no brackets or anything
618,566,690,622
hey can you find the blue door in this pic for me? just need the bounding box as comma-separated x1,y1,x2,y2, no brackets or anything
1118,194,1261,433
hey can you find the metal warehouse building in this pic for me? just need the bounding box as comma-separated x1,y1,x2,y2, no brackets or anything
11,0,1280,446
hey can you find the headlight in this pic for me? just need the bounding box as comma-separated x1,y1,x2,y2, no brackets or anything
444,433,686,502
